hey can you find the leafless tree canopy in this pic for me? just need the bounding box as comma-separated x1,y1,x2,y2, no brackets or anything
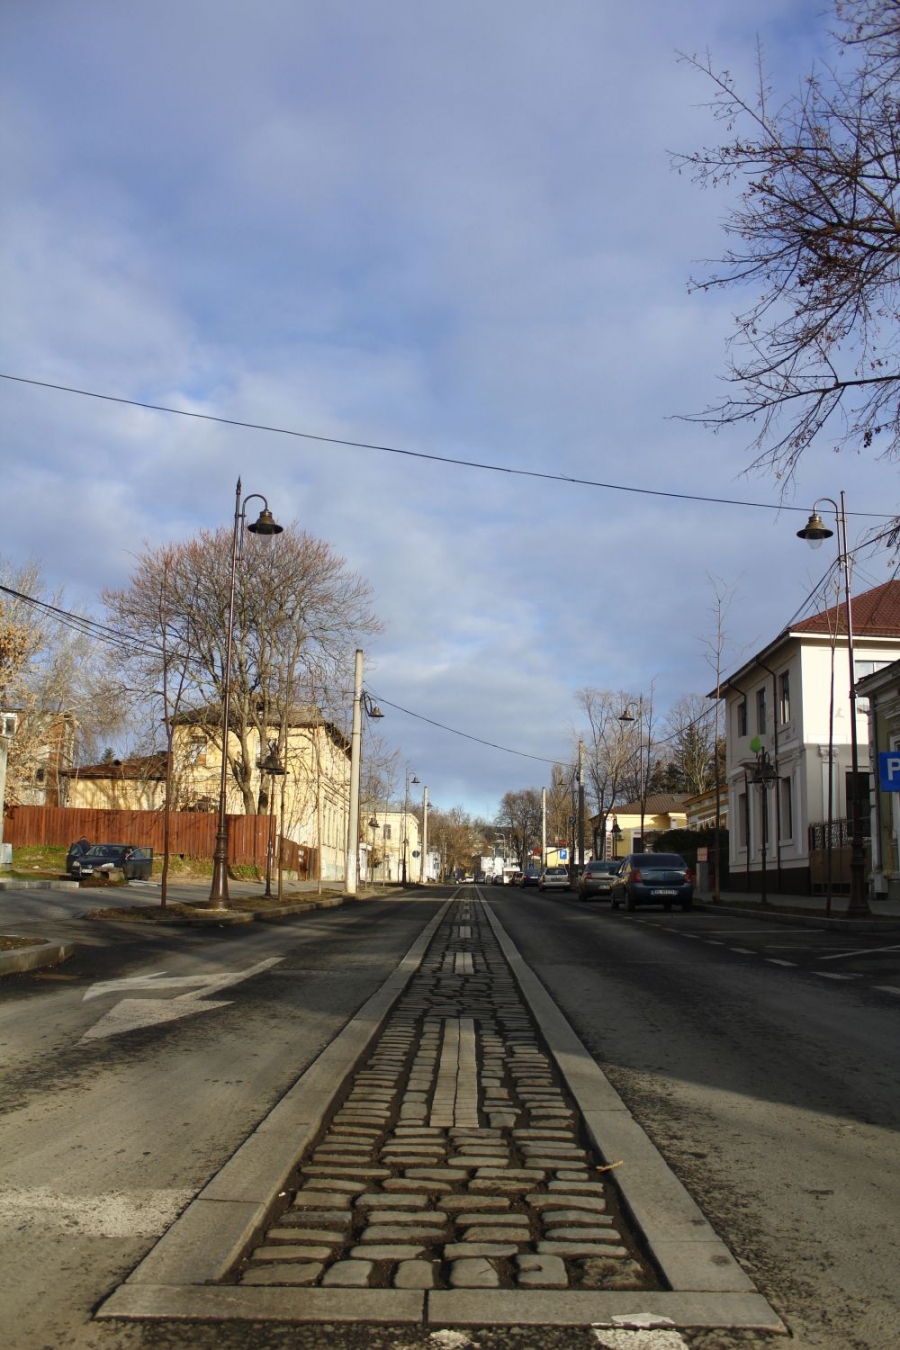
104,525,380,813
675,0,900,479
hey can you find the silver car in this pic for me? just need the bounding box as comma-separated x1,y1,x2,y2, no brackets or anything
538,865,571,892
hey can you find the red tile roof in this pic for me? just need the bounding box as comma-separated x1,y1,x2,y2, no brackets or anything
792,579,900,638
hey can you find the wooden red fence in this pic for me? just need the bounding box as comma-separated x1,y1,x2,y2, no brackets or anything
3,804,315,877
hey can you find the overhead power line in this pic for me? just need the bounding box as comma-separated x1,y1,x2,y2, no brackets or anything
1,371,893,518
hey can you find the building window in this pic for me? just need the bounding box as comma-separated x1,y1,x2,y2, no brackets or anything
779,671,791,724
756,687,767,736
779,776,793,840
737,700,747,736
737,791,748,849
383,824,392,841
855,659,890,713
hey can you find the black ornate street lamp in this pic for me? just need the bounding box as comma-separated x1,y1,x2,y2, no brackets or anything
797,493,870,915
207,479,282,909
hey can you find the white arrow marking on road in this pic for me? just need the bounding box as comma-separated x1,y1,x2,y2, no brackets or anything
79,957,283,1041
83,957,283,1001
79,997,233,1041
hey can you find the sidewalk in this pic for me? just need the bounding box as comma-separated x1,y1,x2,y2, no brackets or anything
697,885,900,929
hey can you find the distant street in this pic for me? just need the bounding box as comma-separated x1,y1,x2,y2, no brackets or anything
1,885,898,1349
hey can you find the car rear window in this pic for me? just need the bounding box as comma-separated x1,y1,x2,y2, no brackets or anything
642,854,687,867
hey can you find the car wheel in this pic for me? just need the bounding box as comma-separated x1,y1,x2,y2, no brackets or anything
663,902,672,912
682,901,693,912
611,896,620,909
625,892,636,912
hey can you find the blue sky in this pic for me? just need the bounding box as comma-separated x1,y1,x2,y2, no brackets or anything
2,0,896,818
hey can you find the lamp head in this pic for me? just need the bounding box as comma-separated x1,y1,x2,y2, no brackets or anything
619,708,635,723
797,509,832,550
247,505,283,538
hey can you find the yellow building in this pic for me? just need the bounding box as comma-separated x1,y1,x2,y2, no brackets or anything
603,793,689,857
63,705,353,881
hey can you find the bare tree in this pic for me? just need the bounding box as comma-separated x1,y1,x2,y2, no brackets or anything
660,694,718,795
675,1,900,479
0,558,115,804
104,525,380,814
574,688,651,851
497,788,543,868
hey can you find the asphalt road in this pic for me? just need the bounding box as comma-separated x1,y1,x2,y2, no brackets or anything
494,889,900,1350
2,885,899,1350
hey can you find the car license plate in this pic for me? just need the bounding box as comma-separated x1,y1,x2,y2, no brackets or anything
652,888,677,896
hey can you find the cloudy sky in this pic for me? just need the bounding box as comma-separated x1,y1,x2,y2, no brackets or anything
2,0,897,819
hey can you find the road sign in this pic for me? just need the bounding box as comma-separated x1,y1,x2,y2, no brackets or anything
879,751,900,791
558,848,568,861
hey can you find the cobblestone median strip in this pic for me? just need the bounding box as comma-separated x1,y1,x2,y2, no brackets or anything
97,893,784,1331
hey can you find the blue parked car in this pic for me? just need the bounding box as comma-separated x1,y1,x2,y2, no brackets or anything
610,853,693,912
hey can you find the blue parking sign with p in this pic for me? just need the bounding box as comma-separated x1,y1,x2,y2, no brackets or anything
879,751,900,791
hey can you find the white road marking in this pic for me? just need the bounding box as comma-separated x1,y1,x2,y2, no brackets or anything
79,997,232,1040
83,956,282,1002
815,972,861,980
873,985,900,996
79,957,283,1042
818,943,900,962
766,958,797,967
729,947,756,954
0,1185,195,1237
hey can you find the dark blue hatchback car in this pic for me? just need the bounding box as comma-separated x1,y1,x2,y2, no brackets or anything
609,852,693,912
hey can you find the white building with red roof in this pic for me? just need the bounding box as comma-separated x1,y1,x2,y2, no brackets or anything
712,579,900,895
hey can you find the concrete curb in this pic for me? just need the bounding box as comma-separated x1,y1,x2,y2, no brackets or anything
0,937,75,976
0,878,79,891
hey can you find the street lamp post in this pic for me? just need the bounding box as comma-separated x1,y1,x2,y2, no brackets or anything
619,699,647,850
401,768,420,885
344,649,383,896
208,479,282,909
797,494,871,915
368,816,380,885
751,747,777,906
419,783,428,883
258,742,286,898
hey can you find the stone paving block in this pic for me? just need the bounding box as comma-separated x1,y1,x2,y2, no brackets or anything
241,1262,324,1285
441,1195,511,1212
265,1226,343,1244
360,1225,446,1242
348,1243,427,1260
393,1260,436,1289
285,1210,353,1227
526,1193,607,1212
454,1212,531,1226
361,1209,448,1224
383,1177,453,1193
302,1165,391,1179
299,1177,364,1194
403,1167,468,1182
516,1253,568,1288
544,1226,623,1242
541,1210,613,1226
251,1244,334,1262
449,1257,501,1288
443,1242,519,1258
356,1192,430,1208
461,1226,531,1243
537,1240,629,1258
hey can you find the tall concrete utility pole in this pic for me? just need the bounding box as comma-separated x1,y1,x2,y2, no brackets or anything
420,784,428,883
541,786,547,870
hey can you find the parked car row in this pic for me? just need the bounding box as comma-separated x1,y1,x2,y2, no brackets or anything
529,853,694,911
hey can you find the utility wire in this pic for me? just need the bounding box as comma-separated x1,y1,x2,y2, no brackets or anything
1,371,894,519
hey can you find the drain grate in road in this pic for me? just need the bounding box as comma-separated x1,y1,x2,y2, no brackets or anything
231,898,659,1294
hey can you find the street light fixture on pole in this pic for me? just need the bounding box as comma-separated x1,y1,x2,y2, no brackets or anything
619,699,648,851
797,493,871,915
401,768,420,885
258,742,286,898
419,783,428,884
345,649,383,896
368,816,381,885
751,745,777,906
208,479,282,909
